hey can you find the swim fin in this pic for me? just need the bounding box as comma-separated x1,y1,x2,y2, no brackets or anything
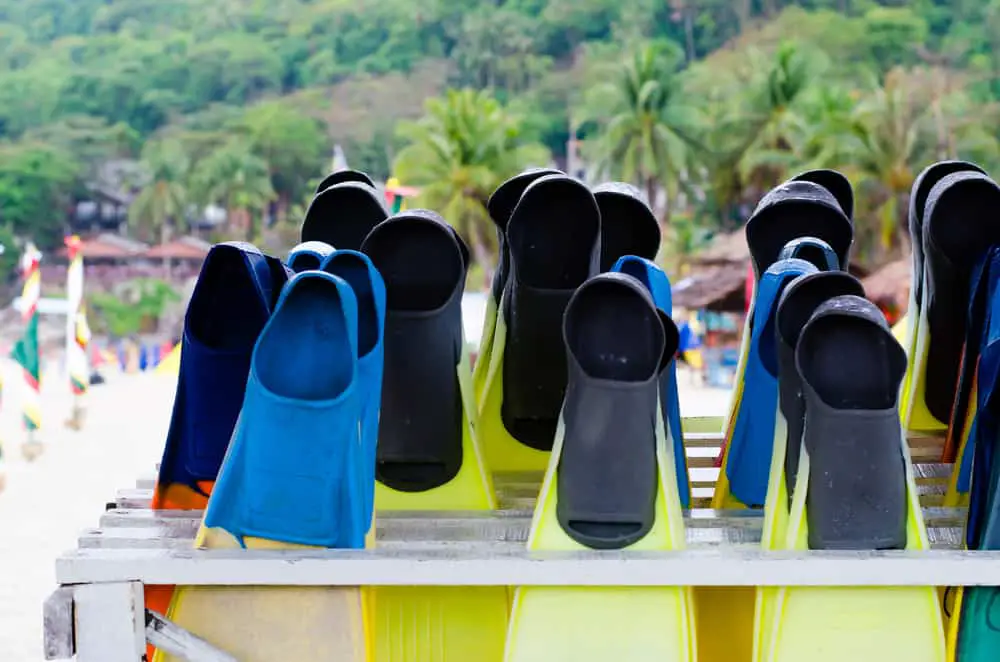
153,242,289,510
952,273,1000,658
479,174,601,472
505,272,695,662
745,181,853,281
714,257,818,509
156,271,371,662
361,210,504,662
944,250,1000,512
611,255,690,507
789,168,854,220
593,182,660,271
473,168,563,402
287,240,335,272
901,161,996,432
321,249,386,535
301,180,388,250
757,295,944,662
965,271,1000,550
776,237,839,271
360,209,495,511
316,169,376,194
944,250,1000,464
774,271,864,501
718,181,853,483
147,242,289,659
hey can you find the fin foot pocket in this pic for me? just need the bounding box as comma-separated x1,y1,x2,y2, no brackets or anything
923,171,1000,424
363,211,468,493
797,296,908,550
775,271,865,501
501,175,600,451
556,273,674,549
593,182,660,271
301,181,388,251
202,271,366,549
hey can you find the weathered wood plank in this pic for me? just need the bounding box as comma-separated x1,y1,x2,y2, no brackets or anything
56,547,1000,588
42,587,74,660
73,582,145,662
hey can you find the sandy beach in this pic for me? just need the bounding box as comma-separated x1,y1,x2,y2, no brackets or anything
0,361,729,661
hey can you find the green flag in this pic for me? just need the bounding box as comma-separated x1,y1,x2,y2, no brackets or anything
11,312,40,431
11,313,40,385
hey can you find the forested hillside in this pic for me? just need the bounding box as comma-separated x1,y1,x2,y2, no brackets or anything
0,0,998,267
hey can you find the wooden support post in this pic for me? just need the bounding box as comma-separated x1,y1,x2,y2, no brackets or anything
73,582,145,662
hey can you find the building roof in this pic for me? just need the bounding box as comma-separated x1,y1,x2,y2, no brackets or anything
55,233,148,259
673,261,748,312
143,236,212,260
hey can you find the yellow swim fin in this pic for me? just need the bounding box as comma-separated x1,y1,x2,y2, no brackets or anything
901,160,988,432
505,274,696,662
478,175,601,473
362,211,507,662
473,168,563,404
157,531,368,662
756,295,945,662
156,270,372,662
902,294,948,432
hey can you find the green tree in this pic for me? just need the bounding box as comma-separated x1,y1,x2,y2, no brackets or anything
128,140,189,244
583,42,698,223
393,88,550,277
0,140,81,247
191,139,275,241
231,101,329,221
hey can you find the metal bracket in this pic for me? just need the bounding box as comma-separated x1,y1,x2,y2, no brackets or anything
146,609,238,662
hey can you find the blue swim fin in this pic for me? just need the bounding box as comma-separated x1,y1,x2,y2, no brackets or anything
611,255,689,507
203,270,368,549
321,249,386,532
724,258,818,507
777,237,839,271
288,241,335,272
153,242,290,510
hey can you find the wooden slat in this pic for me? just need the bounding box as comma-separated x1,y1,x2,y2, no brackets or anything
56,547,1000,588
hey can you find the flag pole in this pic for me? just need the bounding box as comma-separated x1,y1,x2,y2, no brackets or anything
13,242,43,460
64,235,89,430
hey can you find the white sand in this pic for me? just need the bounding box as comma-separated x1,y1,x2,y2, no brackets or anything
0,362,174,661
0,361,728,661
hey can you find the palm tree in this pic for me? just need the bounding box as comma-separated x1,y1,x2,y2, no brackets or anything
392,88,550,280
583,43,698,223
848,68,935,259
128,140,189,245
191,140,275,241
734,43,814,194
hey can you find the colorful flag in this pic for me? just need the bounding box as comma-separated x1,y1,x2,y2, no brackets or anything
11,243,42,432
65,235,90,396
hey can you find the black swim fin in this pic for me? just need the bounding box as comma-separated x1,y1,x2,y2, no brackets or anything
745,180,853,280
796,295,908,550
909,160,986,310
592,182,661,272
315,169,376,194
922,171,1000,424
478,174,601,471
776,271,865,499
301,181,388,251
789,169,854,221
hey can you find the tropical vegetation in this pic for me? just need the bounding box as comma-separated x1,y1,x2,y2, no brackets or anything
0,0,998,272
